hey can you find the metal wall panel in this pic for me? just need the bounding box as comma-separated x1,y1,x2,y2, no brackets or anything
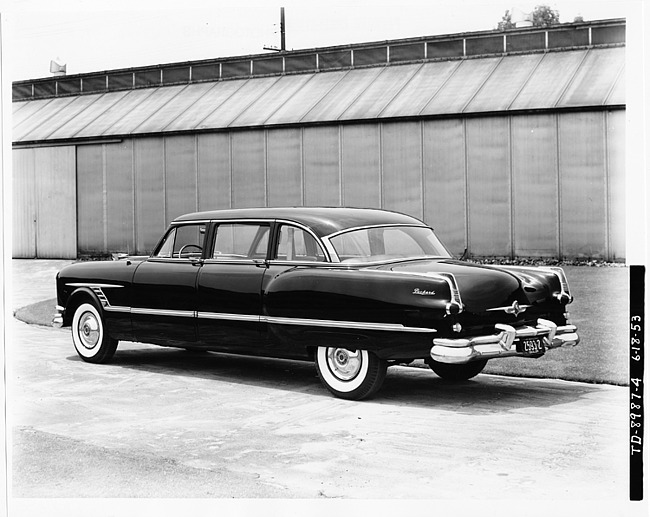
559,112,607,258
465,54,544,113
136,82,216,134
511,115,559,256
12,149,37,257
606,110,626,260
381,122,423,219
103,85,188,136
422,119,467,255
264,71,347,126
340,64,421,120
165,80,245,132
105,141,135,252
606,66,625,105
197,133,232,210
26,94,103,141
421,57,501,115
76,145,105,252
303,126,341,205
77,89,157,138
380,61,460,118
231,75,314,127
134,138,166,253
34,147,77,258
14,96,77,141
558,47,625,107
165,135,198,222
231,131,266,208
50,91,130,140
341,124,381,208
466,117,511,256
267,128,303,206
200,77,281,129
12,98,54,129
302,68,383,122
510,50,587,110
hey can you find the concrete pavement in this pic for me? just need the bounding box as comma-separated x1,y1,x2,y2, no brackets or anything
5,260,640,512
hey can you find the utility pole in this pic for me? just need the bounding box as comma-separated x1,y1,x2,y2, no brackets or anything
280,7,286,51
264,7,286,52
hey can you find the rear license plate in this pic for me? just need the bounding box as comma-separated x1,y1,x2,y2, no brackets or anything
517,337,545,355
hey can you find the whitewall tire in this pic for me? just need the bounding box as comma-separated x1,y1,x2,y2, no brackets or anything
71,302,118,364
315,346,387,400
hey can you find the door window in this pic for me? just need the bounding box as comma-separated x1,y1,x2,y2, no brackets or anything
212,223,270,260
154,224,206,259
275,225,326,262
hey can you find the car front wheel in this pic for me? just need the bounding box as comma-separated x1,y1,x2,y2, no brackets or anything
426,358,487,381
71,302,118,364
315,346,387,400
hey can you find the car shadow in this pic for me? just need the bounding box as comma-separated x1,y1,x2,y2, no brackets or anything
66,343,616,412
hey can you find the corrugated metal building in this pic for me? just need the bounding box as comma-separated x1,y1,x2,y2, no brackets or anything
12,19,625,260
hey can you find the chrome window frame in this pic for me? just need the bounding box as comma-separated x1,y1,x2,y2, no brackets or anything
323,224,451,264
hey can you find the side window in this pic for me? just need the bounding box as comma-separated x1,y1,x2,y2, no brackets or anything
154,224,205,259
276,225,325,262
212,224,269,260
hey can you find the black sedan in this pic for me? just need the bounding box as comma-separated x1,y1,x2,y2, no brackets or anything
54,207,579,400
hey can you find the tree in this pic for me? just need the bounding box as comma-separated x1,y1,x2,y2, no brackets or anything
497,4,561,30
497,10,515,30
531,4,560,27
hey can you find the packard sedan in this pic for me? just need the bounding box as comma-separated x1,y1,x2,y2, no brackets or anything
54,207,579,400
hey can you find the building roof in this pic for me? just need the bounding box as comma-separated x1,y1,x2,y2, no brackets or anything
12,19,625,146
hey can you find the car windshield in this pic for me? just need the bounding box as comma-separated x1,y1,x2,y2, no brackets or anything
329,225,451,263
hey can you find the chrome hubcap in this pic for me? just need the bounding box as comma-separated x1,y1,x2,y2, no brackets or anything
326,348,362,381
78,312,100,349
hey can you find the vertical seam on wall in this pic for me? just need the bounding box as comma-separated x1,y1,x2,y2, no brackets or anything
555,114,562,259
162,137,168,225
194,134,200,211
102,144,108,251
603,111,610,260
132,139,137,254
338,125,343,206
264,130,269,207
463,118,470,255
420,120,425,220
508,116,514,259
300,127,305,205
229,133,234,208
379,123,384,209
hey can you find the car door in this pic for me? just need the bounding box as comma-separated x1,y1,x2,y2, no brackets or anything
131,222,206,346
196,221,271,351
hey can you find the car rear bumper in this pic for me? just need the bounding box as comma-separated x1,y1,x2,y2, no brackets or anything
430,318,579,364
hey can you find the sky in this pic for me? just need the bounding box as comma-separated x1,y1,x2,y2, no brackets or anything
1,0,635,81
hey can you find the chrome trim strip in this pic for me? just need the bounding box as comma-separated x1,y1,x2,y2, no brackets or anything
195,311,436,333
197,312,260,323
262,315,436,333
131,308,195,318
324,223,428,240
66,283,124,288
103,306,131,313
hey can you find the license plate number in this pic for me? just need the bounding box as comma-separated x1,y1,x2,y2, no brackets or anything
517,338,545,355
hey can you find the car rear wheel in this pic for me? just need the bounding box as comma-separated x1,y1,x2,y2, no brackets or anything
71,302,118,364
426,358,487,381
315,346,387,400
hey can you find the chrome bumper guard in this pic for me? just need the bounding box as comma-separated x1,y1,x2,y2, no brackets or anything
52,306,65,328
430,318,579,364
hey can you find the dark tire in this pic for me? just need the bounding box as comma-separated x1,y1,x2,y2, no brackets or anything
71,302,118,364
426,358,487,381
315,346,387,400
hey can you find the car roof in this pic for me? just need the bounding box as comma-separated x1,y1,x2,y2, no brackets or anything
172,207,427,237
